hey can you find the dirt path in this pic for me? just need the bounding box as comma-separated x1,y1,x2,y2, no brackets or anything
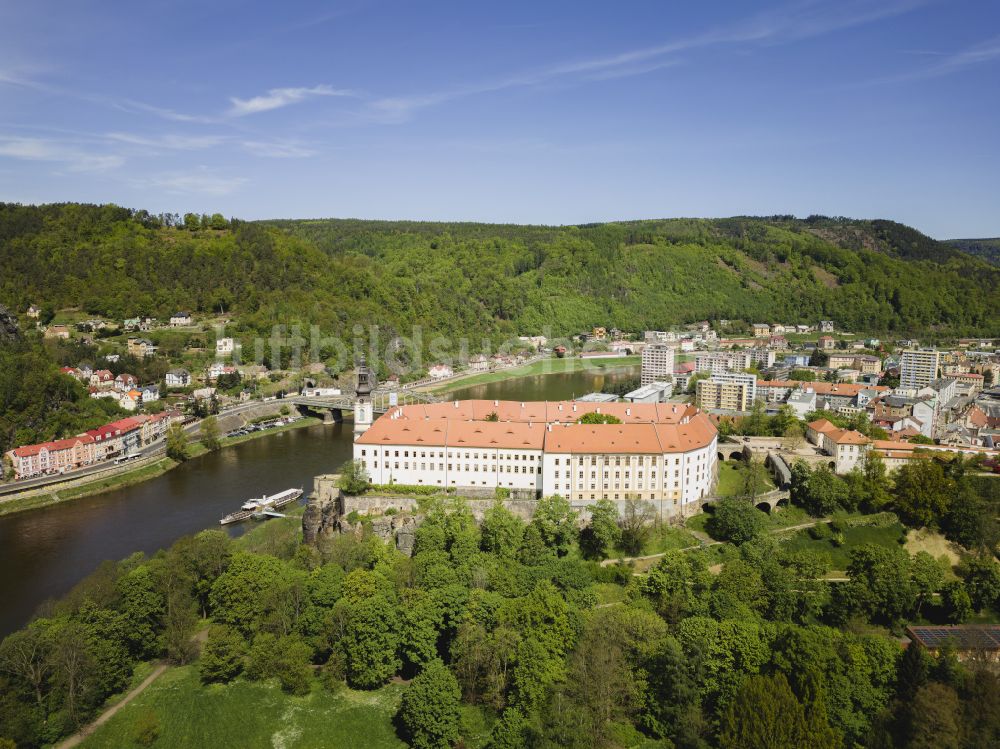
599,518,827,568
57,628,209,749
56,664,169,749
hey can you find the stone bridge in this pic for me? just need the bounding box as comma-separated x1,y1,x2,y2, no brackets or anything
717,441,751,462
290,389,443,423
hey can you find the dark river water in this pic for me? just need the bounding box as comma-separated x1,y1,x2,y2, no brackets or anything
0,366,638,636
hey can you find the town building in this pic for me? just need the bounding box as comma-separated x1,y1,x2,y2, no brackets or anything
900,349,941,390
696,373,756,412
694,351,750,377
44,325,70,340
806,419,870,473
5,412,178,479
817,335,836,350
752,323,770,338
170,312,192,327
216,337,235,356
468,354,489,372
623,381,673,404
166,368,191,388
126,337,157,359
114,373,138,392
819,320,835,333
354,400,718,516
26,304,41,319
748,347,776,369
641,344,675,387
428,364,454,379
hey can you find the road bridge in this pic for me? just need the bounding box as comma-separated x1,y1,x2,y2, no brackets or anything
289,390,443,423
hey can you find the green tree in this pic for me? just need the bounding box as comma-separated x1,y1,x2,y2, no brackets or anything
799,467,849,517
165,423,189,462
892,460,954,528
961,555,1000,612
529,495,578,557
486,707,528,749
832,545,915,625
941,581,972,623
739,457,770,500
337,579,401,688
907,682,961,749
199,415,220,450
619,497,656,555
397,659,461,749
718,672,834,749
707,496,764,545
399,589,444,670
480,501,524,558
580,499,621,559
336,459,370,495
199,625,247,683
910,551,947,617
577,412,622,424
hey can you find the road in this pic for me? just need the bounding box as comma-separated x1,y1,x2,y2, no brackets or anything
0,401,270,497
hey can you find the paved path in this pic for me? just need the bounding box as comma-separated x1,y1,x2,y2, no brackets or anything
56,628,209,749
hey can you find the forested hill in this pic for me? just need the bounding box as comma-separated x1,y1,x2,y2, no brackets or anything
946,238,1000,267
1,203,998,342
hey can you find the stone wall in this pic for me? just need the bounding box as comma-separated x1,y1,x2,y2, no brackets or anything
303,473,693,556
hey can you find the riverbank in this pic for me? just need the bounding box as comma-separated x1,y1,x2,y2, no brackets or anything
0,416,323,517
425,355,640,394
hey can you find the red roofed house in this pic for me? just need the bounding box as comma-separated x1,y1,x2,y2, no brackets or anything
806,418,871,473
5,435,96,479
115,373,138,392
90,369,115,390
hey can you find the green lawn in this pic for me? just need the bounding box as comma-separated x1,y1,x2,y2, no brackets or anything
429,355,640,393
714,460,777,498
81,666,408,749
781,520,907,570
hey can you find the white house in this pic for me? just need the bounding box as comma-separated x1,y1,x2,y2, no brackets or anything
216,337,235,356
170,312,193,327
428,364,454,379
806,418,870,473
166,369,191,388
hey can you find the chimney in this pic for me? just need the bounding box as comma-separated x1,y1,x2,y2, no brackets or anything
626,407,631,417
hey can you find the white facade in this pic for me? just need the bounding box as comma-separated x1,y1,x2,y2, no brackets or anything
641,344,675,386
353,400,718,517
216,337,235,356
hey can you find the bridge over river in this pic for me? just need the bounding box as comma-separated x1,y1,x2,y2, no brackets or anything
289,389,443,422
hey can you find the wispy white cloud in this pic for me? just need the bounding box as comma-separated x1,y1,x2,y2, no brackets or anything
0,135,123,171
105,132,226,150
365,0,933,122
866,33,1000,84
113,99,221,125
240,140,317,158
227,85,354,117
140,168,247,195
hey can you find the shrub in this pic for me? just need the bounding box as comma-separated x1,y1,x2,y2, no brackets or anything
132,709,161,747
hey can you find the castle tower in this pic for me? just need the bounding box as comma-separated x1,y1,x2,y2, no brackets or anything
353,357,375,440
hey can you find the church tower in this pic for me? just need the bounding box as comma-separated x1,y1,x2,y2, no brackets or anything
353,357,375,440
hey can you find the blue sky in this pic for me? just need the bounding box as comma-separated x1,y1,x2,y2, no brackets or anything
1,0,998,238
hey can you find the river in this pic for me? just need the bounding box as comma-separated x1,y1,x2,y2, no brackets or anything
0,366,638,637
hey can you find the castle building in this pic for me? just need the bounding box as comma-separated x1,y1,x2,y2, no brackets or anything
353,400,718,517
